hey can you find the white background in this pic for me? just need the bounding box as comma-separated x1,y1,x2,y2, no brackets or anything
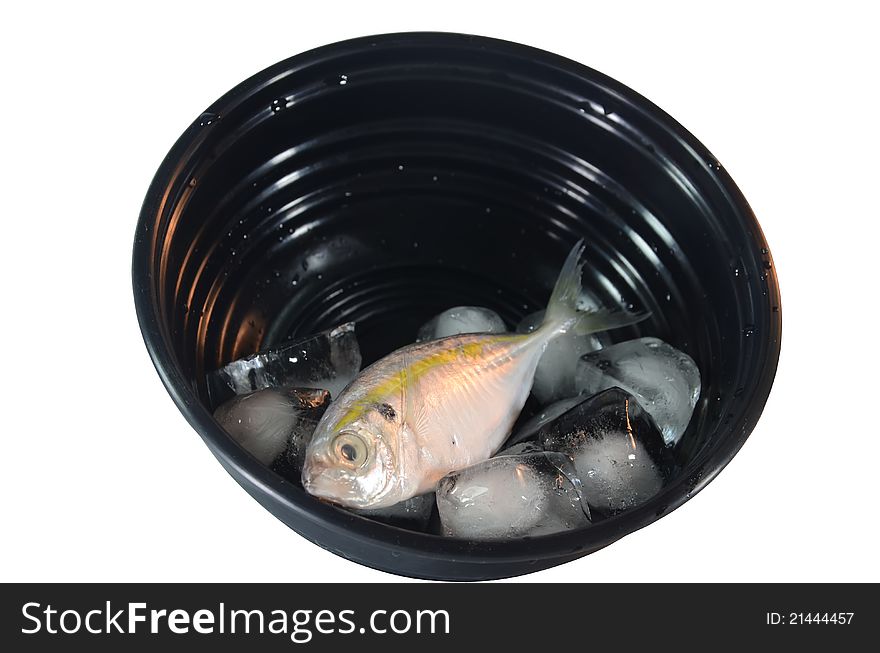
2,1,877,583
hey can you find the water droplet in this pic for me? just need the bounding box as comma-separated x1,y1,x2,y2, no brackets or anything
271,98,286,113
242,234,247,239
485,207,492,214
413,241,419,248
761,247,768,254
763,260,772,270
317,273,323,280
665,293,671,301
397,164,404,171
432,175,438,182
772,305,779,313
198,112,218,126
344,191,352,197
187,177,197,187
743,325,755,337
338,74,348,85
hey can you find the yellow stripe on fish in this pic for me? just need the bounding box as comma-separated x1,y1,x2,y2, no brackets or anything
334,334,524,431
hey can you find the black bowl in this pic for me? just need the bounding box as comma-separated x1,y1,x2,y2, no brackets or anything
132,32,781,580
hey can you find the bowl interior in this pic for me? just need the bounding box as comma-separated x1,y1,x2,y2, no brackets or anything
134,33,780,577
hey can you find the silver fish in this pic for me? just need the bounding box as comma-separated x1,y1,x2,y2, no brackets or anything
301,241,644,509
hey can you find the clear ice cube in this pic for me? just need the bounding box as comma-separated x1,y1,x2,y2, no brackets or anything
208,322,361,405
516,310,606,405
213,387,330,466
353,493,435,531
505,394,590,447
539,387,676,518
575,337,700,445
436,452,590,539
417,306,506,341
496,441,545,456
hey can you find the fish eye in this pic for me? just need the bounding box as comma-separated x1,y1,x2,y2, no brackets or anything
340,443,357,461
333,432,368,467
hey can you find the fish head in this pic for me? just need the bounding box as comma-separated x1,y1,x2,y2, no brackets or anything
301,408,402,509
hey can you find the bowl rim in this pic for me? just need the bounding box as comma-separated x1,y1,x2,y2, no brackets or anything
132,31,782,570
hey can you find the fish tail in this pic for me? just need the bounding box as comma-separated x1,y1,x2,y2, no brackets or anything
540,240,649,338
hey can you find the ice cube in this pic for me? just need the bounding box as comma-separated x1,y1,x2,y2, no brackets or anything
417,306,506,341
208,322,361,405
516,310,606,405
539,387,676,518
505,394,590,447
213,387,330,466
353,494,435,531
436,452,590,539
575,337,700,445
496,441,545,456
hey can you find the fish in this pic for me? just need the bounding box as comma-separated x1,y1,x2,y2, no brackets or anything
301,241,646,509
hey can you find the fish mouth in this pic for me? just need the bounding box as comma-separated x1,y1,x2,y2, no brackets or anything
301,459,332,496
301,459,363,508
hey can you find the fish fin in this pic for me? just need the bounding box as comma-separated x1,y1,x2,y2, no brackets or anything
571,308,651,334
399,351,430,438
540,240,649,337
